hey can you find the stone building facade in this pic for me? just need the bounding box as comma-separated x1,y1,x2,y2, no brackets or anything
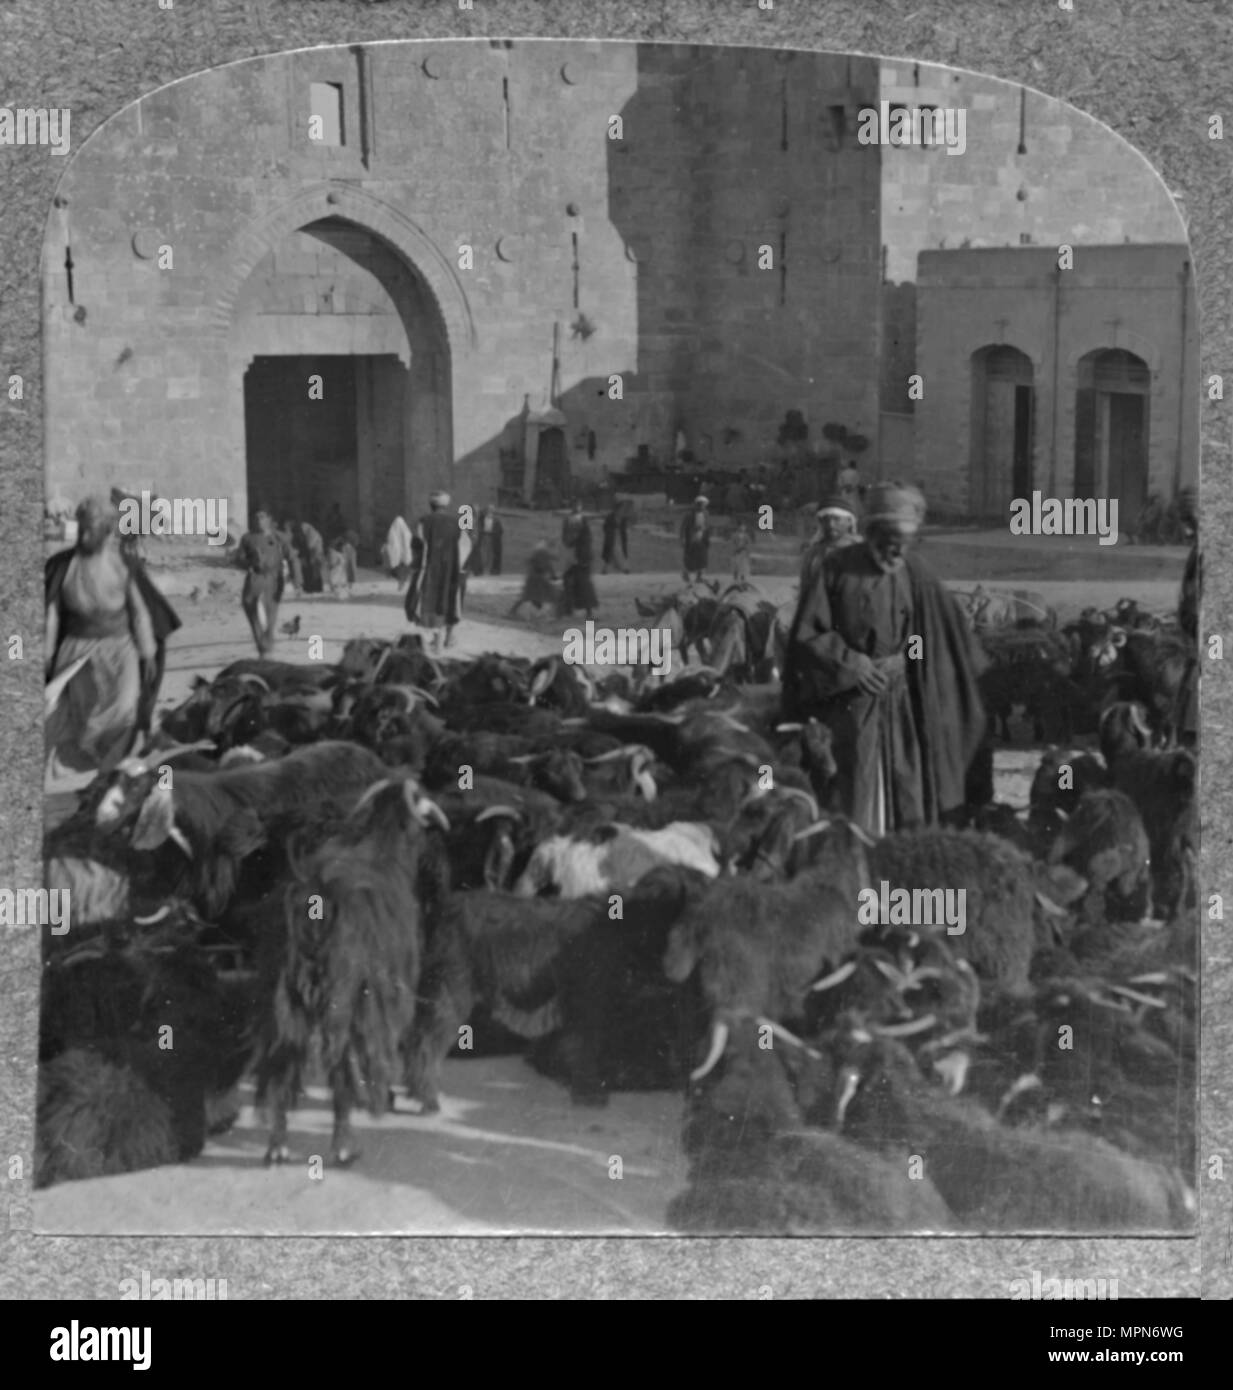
43,40,881,553
876,61,1189,493
914,244,1198,522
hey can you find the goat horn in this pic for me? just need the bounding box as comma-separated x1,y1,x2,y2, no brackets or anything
834,1067,861,1126
689,1020,730,1082
132,905,173,926
414,795,451,832
871,1013,937,1038
755,1016,822,1059
848,822,877,848
809,959,858,992
234,673,271,692
476,804,524,823
775,722,804,733
1104,984,1167,1010
582,749,627,764
168,826,193,859
792,819,834,842
778,786,820,819
370,645,394,681
506,754,537,765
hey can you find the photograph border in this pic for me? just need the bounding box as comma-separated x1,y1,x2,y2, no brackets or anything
2,0,1226,1299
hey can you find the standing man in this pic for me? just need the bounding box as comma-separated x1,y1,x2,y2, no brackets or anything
680,495,711,583
45,495,159,786
238,508,285,657
601,502,630,574
406,490,467,651
799,496,861,593
559,503,599,621
781,483,986,837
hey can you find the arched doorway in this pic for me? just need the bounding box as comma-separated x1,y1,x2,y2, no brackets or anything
1074,348,1150,520
231,214,453,557
969,345,1035,519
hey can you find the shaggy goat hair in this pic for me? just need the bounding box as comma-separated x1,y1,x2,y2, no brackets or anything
867,829,1066,995
535,865,710,1104
93,741,389,918
1047,789,1151,926
39,930,256,1175
255,777,446,1166
1106,748,1197,921
669,1018,954,1234
36,1050,179,1188
832,1028,1194,1232
402,890,604,1112
662,866,865,1082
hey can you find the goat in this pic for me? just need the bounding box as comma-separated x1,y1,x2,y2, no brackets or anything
1106,748,1197,920
93,741,389,917
832,1026,1194,1232
662,867,865,1081
1047,789,1151,925
513,821,721,898
669,1017,955,1233
540,866,708,1104
402,891,603,1112
866,829,1072,995
38,927,255,1183
256,778,448,1166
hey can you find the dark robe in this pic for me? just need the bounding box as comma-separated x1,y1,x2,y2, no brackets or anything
560,518,598,615
681,510,710,574
295,523,325,594
470,511,504,576
519,549,559,609
406,510,465,628
782,545,986,834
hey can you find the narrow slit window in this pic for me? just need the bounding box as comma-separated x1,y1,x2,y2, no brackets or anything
309,82,344,146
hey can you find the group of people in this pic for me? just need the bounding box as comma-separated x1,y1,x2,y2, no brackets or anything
45,474,1201,847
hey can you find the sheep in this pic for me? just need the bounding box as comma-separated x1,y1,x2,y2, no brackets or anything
256,777,448,1166
832,1025,1194,1231
1105,748,1197,919
1047,789,1151,925
402,891,604,1112
92,741,389,917
669,1017,955,1234
513,821,721,898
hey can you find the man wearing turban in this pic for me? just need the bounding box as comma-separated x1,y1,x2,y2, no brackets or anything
781,482,986,836
406,489,469,650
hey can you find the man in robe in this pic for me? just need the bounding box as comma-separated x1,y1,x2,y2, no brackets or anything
680,495,711,582
781,483,986,837
406,490,468,651
45,495,159,790
238,508,285,656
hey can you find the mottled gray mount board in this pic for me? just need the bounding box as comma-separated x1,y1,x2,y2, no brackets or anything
2,0,1226,1299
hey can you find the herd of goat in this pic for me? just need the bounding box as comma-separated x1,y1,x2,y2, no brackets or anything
38,581,1197,1232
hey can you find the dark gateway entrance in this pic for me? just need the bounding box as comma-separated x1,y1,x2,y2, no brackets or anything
243,353,410,550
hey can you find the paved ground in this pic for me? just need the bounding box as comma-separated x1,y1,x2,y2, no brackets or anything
34,515,1188,1234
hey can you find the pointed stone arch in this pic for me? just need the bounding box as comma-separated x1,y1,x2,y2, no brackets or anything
209,183,477,356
